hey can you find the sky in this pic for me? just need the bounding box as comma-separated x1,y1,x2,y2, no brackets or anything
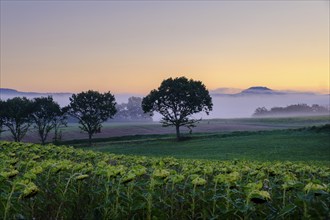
0,1,329,94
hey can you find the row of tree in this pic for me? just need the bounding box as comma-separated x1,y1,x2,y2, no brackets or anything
0,93,146,145
0,97,67,144
253,104,329,117
0,77,213,145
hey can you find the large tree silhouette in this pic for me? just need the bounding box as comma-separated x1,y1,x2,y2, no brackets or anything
142,77,213,140
31,96,65,145
0,97,34,142
67,90,116,146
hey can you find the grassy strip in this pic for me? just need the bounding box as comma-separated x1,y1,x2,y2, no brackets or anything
65,125,330,163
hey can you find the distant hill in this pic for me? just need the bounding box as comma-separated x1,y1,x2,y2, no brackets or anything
0,88,73,106
0,88,142,107
211,86,284,96
0,88,19,94
0,88,72,96
211,86,317,96
238,86,284,95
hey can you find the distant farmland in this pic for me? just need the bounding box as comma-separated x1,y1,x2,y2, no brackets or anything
1,115,329,143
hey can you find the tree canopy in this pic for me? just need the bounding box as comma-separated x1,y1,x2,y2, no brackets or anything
0,97,34,142
31,96,65,145
67,90,116,145
142,77,212,140
0,100,5,134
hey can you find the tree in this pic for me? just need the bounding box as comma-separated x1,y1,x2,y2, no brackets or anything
142,77,213,140
0,100,5,135
67,90,116,146
253,107,269,116
31,96,65,145
252,104,330,117
114,96,153,121
0,97,34,142
53,107,68,144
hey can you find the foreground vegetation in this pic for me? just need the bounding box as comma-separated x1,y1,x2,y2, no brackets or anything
1,141,329,219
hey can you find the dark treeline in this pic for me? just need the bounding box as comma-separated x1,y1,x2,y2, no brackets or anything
0,76,213,144
0,93,151,145
111,97,153,122
65,97,153,123
0,97,67,144
253,104,329,117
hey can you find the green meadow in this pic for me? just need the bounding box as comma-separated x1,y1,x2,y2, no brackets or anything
88,130,330,162
62,120,330,163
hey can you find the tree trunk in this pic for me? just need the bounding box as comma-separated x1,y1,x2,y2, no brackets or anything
54,128,58,143
54,126,59,144
175,125,181,141
40,130,45,145
16,126,20,142
41,133,47,145
88,133,93,146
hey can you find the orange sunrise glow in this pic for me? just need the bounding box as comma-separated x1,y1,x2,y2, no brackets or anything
0,1,329,94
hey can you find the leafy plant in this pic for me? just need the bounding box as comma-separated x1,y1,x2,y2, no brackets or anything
0,141,329,219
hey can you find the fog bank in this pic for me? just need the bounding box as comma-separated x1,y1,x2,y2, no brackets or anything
207,94,329,119
1,92,328,119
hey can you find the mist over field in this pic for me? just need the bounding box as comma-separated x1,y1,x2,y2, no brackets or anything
1,88,328,119
206,94,330,119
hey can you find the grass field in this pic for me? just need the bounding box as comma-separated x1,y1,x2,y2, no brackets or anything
66,125,330,163
2,115,328,143
1,115,329,162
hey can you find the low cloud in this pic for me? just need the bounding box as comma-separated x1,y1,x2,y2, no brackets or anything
1,90,328,119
